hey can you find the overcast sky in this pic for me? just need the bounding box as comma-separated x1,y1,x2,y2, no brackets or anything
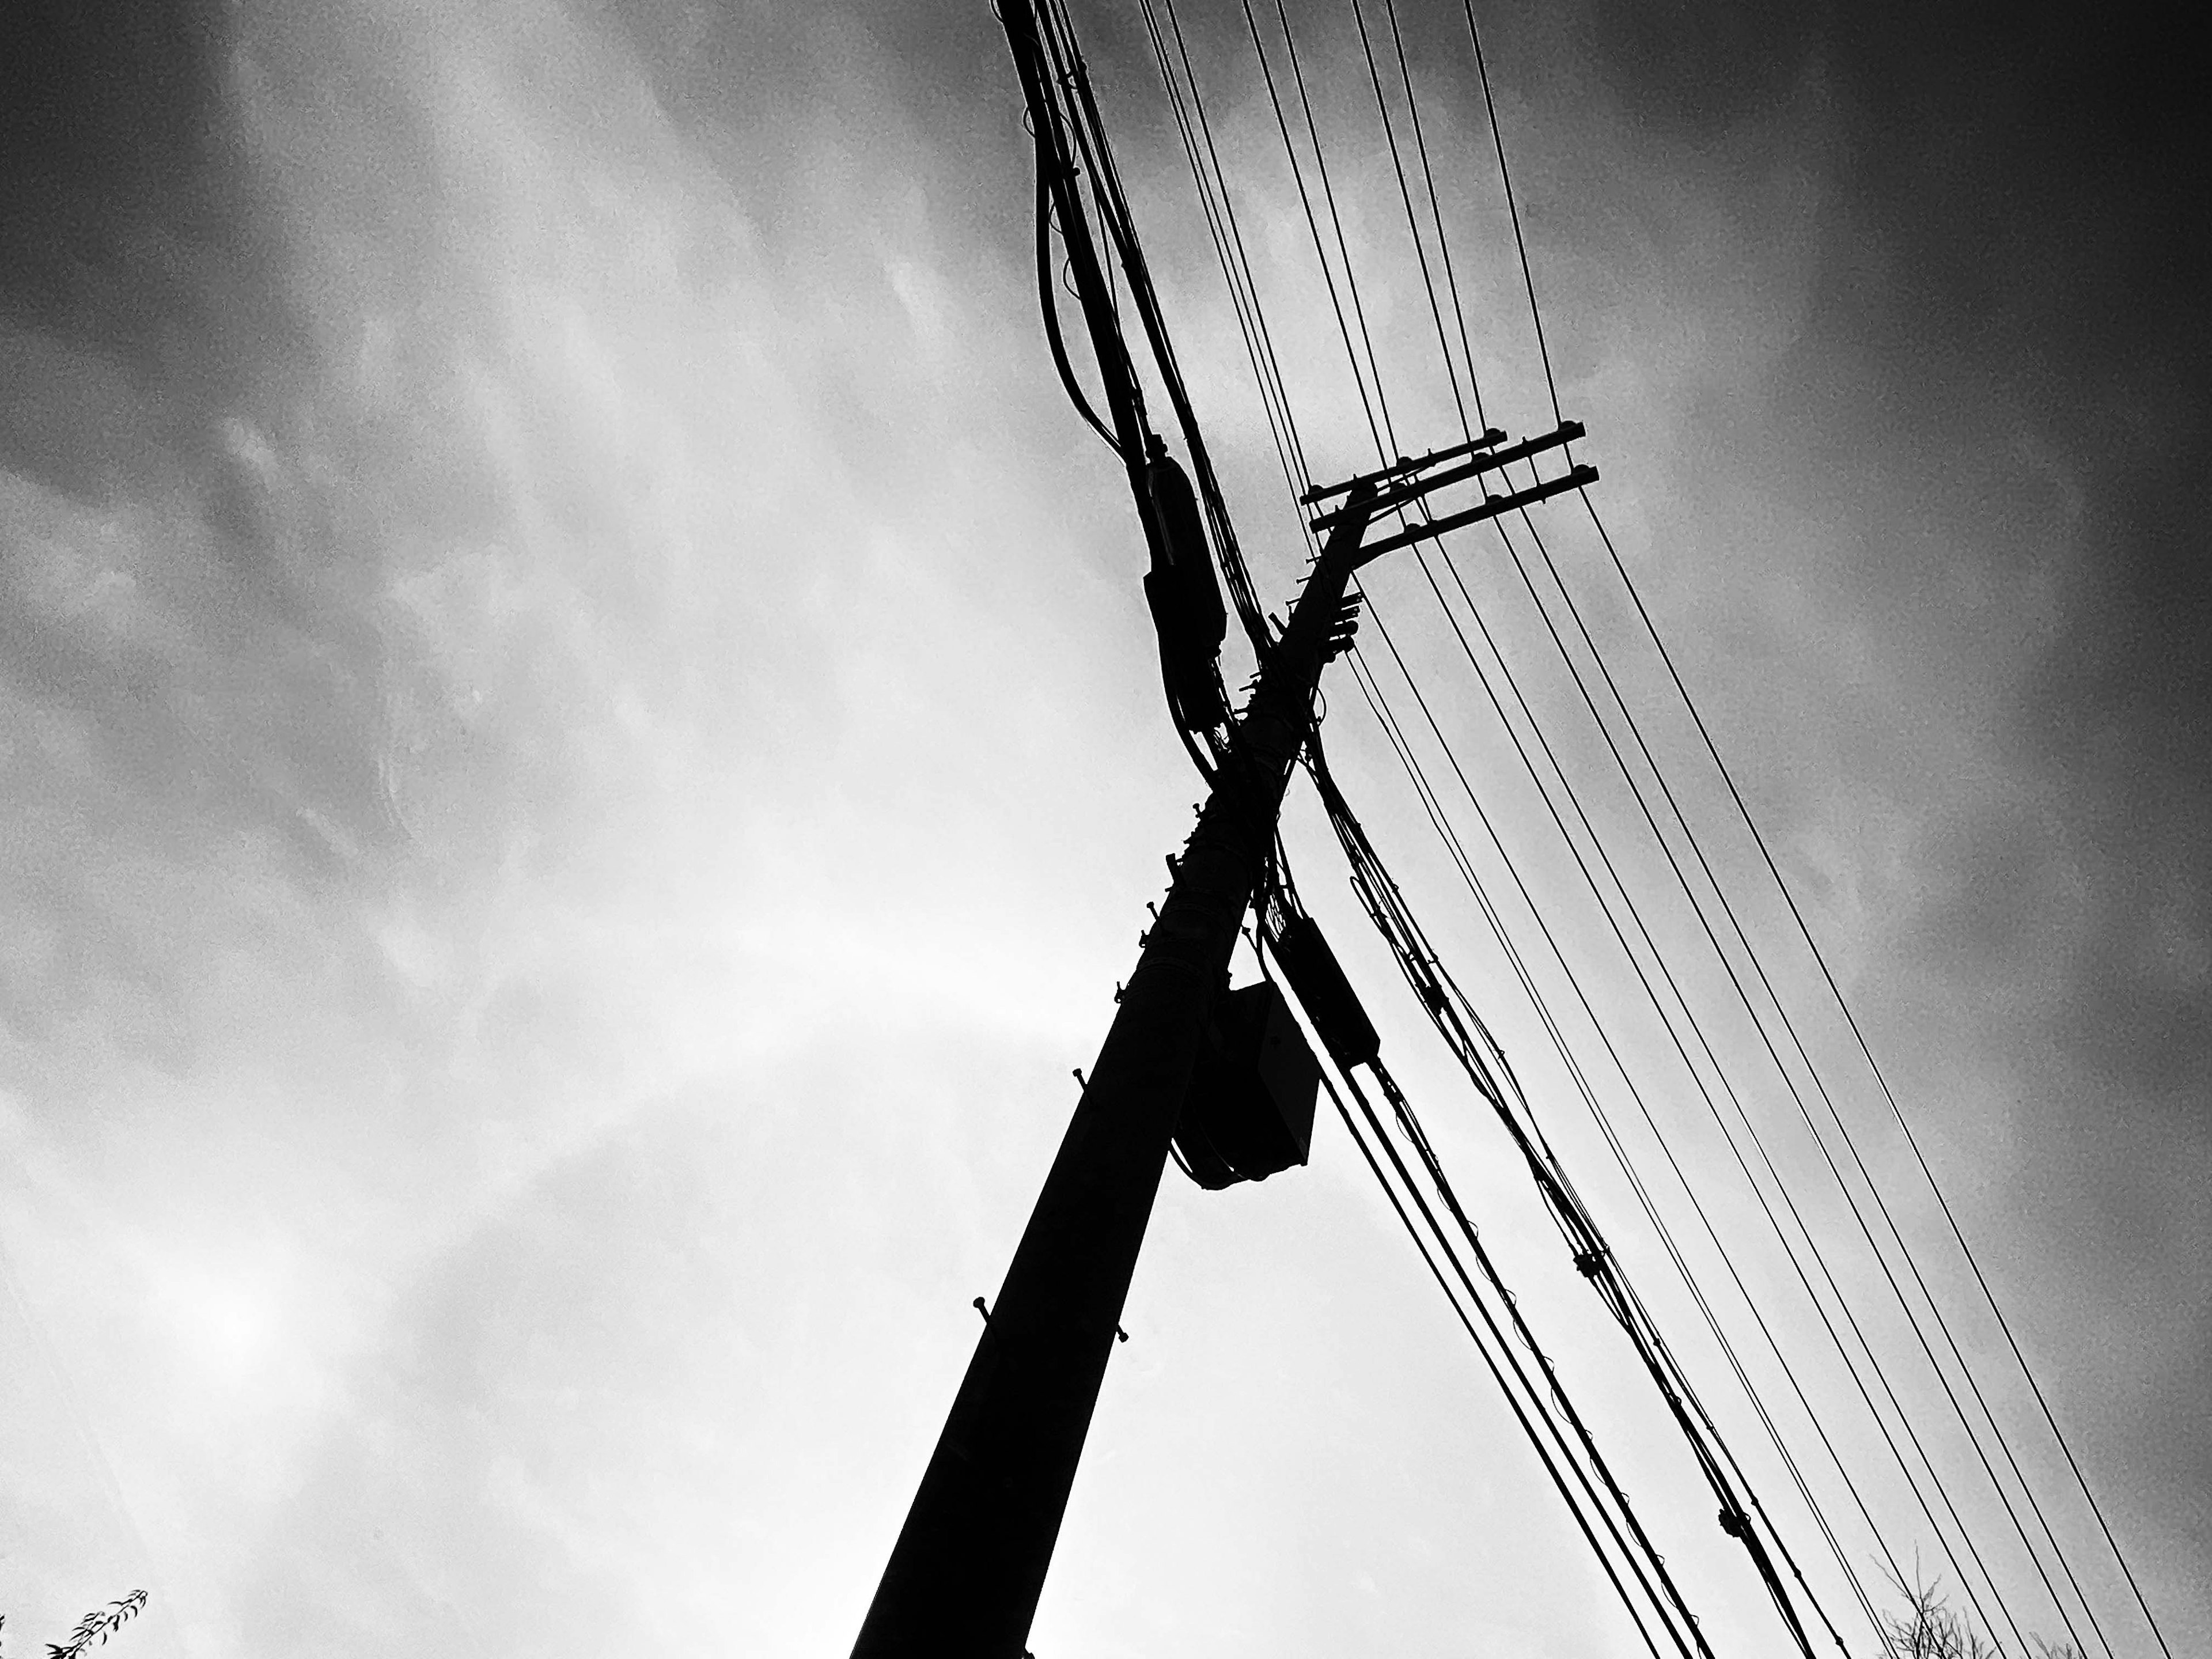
1,2,2205,1656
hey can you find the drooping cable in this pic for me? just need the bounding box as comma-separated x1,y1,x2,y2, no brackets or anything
1033,151,1122,455
1038,0,1270,665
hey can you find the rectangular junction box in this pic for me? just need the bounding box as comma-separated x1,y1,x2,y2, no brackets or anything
1172,979,1320,1190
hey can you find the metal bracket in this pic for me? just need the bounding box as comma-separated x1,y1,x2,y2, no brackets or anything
1351,464,1600,566
1311,421,1586,531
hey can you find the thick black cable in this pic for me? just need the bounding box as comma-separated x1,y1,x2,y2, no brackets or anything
1034,157,1122,454
1039,0,1268,669
1338,645,1892,1646
1282,970,1687,1659
1323,1069,1676,1659
1351,1046,1718,1656
1308,732,1842,1658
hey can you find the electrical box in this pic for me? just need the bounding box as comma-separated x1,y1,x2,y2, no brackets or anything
1267,912,1379,1070
1172,980,1320,1190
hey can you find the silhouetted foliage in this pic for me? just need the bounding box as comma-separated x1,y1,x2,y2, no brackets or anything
1880,1569,2082,1659
0,1591,147,1659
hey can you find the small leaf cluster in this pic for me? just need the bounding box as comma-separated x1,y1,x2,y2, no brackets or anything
0,1591,147,1659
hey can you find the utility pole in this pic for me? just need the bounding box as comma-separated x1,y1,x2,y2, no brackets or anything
849,7,1354,1649
851,2,1592,1652
850,488,1374,1659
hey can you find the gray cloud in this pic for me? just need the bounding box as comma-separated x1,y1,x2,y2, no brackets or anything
2,0,2205,1653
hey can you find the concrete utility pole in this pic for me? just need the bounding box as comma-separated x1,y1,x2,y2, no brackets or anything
849,490,1374,1659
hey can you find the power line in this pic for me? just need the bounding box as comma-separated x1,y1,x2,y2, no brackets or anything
1222,7,1908,1641
1167,7,1878,1646
1425,0,2162,1645
1400,512,2035,1652
1263,935,1698,1659
1581,489,2173,1659
1483,473,2105,1659
1330,652,1891,1645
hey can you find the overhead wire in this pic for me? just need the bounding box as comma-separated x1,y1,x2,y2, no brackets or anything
1310,1055,1678,1659
1101,0,2171,1650
1580,495,2173,1659
1142,6,1745,1644
1335,642,1890,1645
1033,154,1123,455
1316,23,1881,1631
1335,2,2131,1650
1264,872,1719,1657
1145,2,1874,1647
1115,9,1721,1643
1339,594,1901,1649
1027,3,1984,1652
1439,0,2161,1648
1302,734,1837,1657
1350,566,2015,1642
1402,481,2031,1655
1226,2,1876,1647
1482,468,2103,1659
1115,5,2109,1652
1253,921,1698,1659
